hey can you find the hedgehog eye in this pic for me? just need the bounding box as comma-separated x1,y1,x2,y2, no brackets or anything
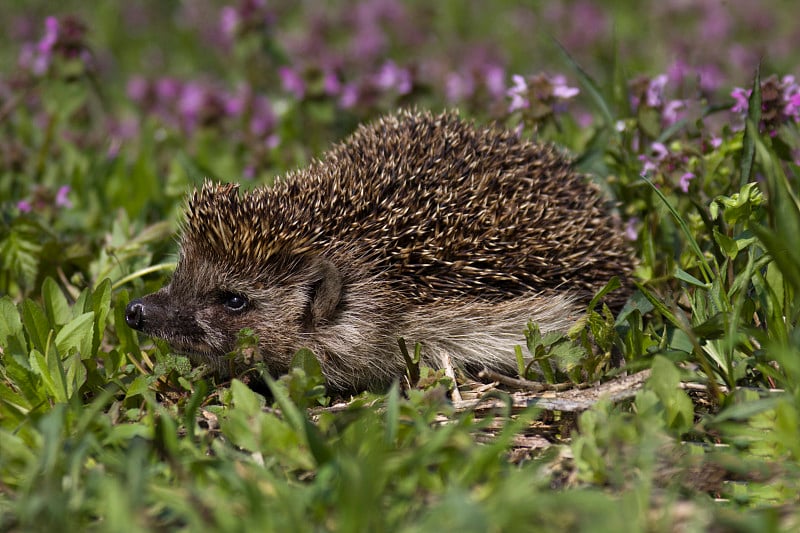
221,292,248,311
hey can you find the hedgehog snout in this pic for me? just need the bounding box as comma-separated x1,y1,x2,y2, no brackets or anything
125,298,146,331
125,295,170,333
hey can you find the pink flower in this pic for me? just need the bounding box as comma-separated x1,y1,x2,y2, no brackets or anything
507,74,529,113
624,217,639,241
374,61,412,95
445,72,474,102
551,75,579,99
662,99,685,126
55,185,72,208
178,82,206,122
249,95,274,136
126,76,149,102
278,66,306,99
679,172,695,193
323,71,341,96
17,200,32,213
786,93,800,121
339,83,358,108
646,75,668,107
155,78,181,102
731,87,750,113
483,65,506,99
220,6,239,39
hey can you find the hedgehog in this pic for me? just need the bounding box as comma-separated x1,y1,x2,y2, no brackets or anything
125,109,633,392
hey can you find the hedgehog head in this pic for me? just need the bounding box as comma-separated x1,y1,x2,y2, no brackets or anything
124,181,348,376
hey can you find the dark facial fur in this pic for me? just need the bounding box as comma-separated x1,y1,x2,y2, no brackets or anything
125,110,633,391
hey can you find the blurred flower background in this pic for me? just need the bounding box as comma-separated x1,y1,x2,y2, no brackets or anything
1,0,799,294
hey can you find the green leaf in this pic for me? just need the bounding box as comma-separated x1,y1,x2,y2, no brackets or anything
92,279,113,354
291,348,324,382
0,230,41,291
0,296,25,354
674,268,712,289
125,375,151,399
42,277,71,327
21,299,51,353
30,348,67,403
384,382,400,446
713,396,783,423
647,356,694,434
231,378,264,416
691,312,727,339
739,67,761,188
713,229,739,259
55,311,95,357
587,276,622,311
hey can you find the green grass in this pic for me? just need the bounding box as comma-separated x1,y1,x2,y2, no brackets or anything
3,2,800,531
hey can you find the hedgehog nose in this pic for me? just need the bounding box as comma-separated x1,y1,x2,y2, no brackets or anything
125,299,145,330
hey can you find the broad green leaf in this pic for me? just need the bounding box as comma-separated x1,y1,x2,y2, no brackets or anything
64,351,87,398
55,311,95,357
648,356,694,434
21,299,51,353
0,230,41,291
713,396,784,423
30,348,67,403
0,296,25,354
125,375,151,399
231,378,264,416
42,277,71,327
713,229,738,259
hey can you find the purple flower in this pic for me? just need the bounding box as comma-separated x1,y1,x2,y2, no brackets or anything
786,93,800,121
445,72,474,102
178,82,206,124
576,112,593,128
374,61,412,95
279,66,306,99
484,65,506,99
37,17,59,54
697,64,723,93
651,142,668,159
126,76,149,102
507,74,529,113
17,200,32,213
624,217,639,241
551,75,579,99
783,75,800,120
223,89,246,116
249,95,274,136
730,87,749,113
679,172,695,193
18,16,59,75
55,185,72,208
646,74,668,108
323,70,341,96
220,6,239,39
662,99,685,126
339,83,358,108
639,142,669,175
155,78,181,102
667,59,690,86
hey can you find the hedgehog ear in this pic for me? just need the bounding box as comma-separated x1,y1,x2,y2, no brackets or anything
305,256,343,328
